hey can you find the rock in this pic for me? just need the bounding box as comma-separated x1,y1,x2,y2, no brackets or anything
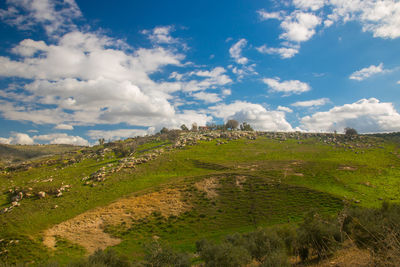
56,192,63,198
38,191,46,198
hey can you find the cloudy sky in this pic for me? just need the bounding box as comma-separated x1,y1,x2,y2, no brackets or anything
0,0,400,145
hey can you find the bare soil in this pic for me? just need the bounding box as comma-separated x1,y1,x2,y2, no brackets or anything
43,189,189,254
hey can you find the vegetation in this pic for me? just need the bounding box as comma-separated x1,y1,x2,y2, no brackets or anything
0,130,399,266
225,120,239,130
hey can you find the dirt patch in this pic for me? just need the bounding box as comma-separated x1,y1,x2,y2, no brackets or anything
313,244,372,267
43,189,189,254
338,166,357,171
235,175,246,189
195,177,220,198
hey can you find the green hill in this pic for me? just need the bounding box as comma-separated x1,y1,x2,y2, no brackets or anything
0,131,399,265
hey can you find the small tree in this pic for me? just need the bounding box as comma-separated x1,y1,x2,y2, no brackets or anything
180,124,189,131
344,127,358,136
225,119,239,130
98,138,105,145
160,127,169,134
191,123,198,131
240,122,253,131
206,122,217,131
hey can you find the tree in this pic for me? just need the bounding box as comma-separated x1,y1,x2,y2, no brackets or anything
225,120,239,130
160,127,169,134
344,127,358,136
98,138,105,145
240,122,253,131
180,124,189,131
206,122,217,131
191,123,198,131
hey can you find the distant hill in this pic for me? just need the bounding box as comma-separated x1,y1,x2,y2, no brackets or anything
0,143,83,163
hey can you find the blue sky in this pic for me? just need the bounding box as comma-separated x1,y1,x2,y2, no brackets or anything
0,0,400,145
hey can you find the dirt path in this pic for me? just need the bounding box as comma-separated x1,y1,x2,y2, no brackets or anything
43,189,189,254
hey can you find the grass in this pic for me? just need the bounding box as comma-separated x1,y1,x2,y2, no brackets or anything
0,133,399,264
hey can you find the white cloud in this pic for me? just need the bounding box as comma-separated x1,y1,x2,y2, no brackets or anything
192,92,222,103
263,77,311,95
257,10,284,20
87,128,154,141
33,133,89,146
209,101,293,131
0,0,82,35
328,0,400,39
397,80,400,84
277,106,293,113
280,11,322,42
256,44,299,58
222,89,231,96
293,0,326,11
300,98,400,133
0,28,217,130
0,133,34,145
179,67,232,92
142,26,179,45
54,124,73,130
257,0,400,61
229,39,248,65
291,98,330,107
349,63,385,81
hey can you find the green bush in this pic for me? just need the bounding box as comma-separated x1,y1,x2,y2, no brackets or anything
68,249,132,267
143,240,190,267
196,239,251,267
344,202,400,266
295,210,341,261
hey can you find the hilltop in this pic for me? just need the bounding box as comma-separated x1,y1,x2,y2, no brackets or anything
0,130,400,265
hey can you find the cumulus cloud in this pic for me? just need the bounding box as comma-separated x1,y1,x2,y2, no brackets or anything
229,39,248,65
291,98,330,107
328,0,400,39
87,128,154,141
0,26,219,130
280,11,322,42
209,101,293,131
349,63,385,81
300,98,400,133
142,26,179,45
257,0,400,59
54,124,73,130
293,0,326,11
256,44,299,59
0,0,82,35
222,89,231,96
263,77,311,96
257,10,284,20
33,133,89,146
0,133,34,145
277,106,293,113
192,92,222,103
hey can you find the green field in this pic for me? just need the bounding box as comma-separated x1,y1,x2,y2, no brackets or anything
0,132,399,265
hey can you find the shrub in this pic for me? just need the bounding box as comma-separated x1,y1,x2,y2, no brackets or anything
225,120,239,130
68,249,132,267
196,239,251,267
295,210,341,261
344,202,400,266
143,240,190,267
344,127,358,136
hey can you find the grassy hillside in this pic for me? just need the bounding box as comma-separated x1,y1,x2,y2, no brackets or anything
0,144,82,165
0,131,399,265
